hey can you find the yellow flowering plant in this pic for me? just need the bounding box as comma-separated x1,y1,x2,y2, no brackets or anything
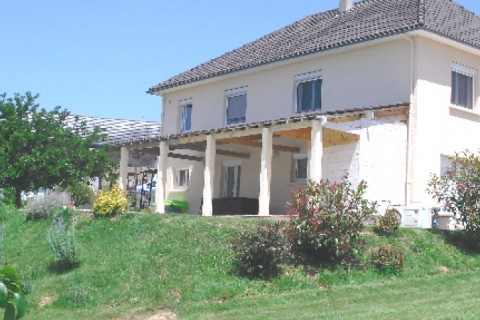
93,186,128,216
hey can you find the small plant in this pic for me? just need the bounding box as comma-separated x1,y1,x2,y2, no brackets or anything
374,208,401,236
370,244,404,274
46,216,79,270
0,265,28,319
93,186,128,217
288,176,377,267
26,191,71,220
231,222,288,279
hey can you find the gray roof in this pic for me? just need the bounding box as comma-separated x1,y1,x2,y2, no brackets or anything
66,115,161,146
148,0,480,93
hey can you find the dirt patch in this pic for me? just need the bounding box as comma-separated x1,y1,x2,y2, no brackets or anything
38,295,55,309
438,265,452,274
118,310,177,320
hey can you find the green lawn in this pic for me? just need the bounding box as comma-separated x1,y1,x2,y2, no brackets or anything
0,207,479,319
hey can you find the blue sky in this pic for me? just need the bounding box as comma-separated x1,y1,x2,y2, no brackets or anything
1,0,479,121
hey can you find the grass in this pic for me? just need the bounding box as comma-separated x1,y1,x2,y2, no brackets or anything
0,206,479,319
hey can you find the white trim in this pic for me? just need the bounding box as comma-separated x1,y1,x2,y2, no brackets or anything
294,70,322,83
178,98,193,106
452,63,476,76
225,86,247,97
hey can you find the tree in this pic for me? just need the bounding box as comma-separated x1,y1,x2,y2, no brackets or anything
428,150,480,239
0,92,117,208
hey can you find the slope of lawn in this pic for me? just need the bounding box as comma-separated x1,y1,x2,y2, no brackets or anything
1,206,480,319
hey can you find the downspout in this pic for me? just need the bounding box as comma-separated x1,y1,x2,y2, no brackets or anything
403,35,416,206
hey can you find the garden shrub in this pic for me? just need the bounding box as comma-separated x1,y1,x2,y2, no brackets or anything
26,191,71,220
0,188,16,208
428,151,480,244
374,208,401,237
46,215,79,270
93,186,128,217
370,244,404,274
231,222,288,279
288,177,377,267
67,182,95,207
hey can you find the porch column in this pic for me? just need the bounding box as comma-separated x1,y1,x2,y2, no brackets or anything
118,146,129,190
259,127,272,216
309,117,327,183
202,135,216,216
156,141,169,214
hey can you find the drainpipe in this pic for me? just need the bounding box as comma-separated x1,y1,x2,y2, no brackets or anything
403,35,416,206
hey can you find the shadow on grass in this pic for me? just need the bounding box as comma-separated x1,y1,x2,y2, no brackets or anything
430,229,480,254
48,261,80,274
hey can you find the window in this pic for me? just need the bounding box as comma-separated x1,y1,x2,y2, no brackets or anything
294,154,308,181
226,87,247,125
451,64,475,109
223,163,241,197
180,99,193,132
175,168,190,189
296,71,322,113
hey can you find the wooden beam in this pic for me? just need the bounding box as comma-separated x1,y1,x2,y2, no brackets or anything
168,152,204,162
374,106,409,119
219,136,300,153
216,149,250,159
323,128,359,148
274,128,311,141
170,142,206,151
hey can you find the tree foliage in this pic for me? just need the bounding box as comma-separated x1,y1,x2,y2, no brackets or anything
0,92,116,208
428,150,480,239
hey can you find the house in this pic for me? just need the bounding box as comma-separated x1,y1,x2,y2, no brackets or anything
117,0,480,217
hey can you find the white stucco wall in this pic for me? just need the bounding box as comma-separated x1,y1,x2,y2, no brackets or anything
410,36,480,206
160,39,411,136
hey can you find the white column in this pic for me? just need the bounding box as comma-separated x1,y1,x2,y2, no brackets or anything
156,141,169,214
118,147,129,190
309,117,326,183
258,128,272,216
202,135,216,216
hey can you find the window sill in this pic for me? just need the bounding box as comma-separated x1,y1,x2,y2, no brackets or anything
449,105,480,118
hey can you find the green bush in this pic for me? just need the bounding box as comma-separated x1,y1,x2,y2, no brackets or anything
26,191,71,220
374,208,401,237
0,188,16,208
68,182,95,207
231,222,288,279
370,244,404,274
93,186,128,217
46,216,79,270
288,177,377,266
428,150,480,244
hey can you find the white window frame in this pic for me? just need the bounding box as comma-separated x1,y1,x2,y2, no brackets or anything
295,70,323,113
451,63,475,110
174,166,190,190
225,87,247,125
222,160,242,198
293,153,309,182
179,98,193,133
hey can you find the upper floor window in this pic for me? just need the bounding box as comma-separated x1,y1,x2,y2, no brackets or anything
451,63,475,109
180,99,192,132
295,71,322,113
226,87,247,125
